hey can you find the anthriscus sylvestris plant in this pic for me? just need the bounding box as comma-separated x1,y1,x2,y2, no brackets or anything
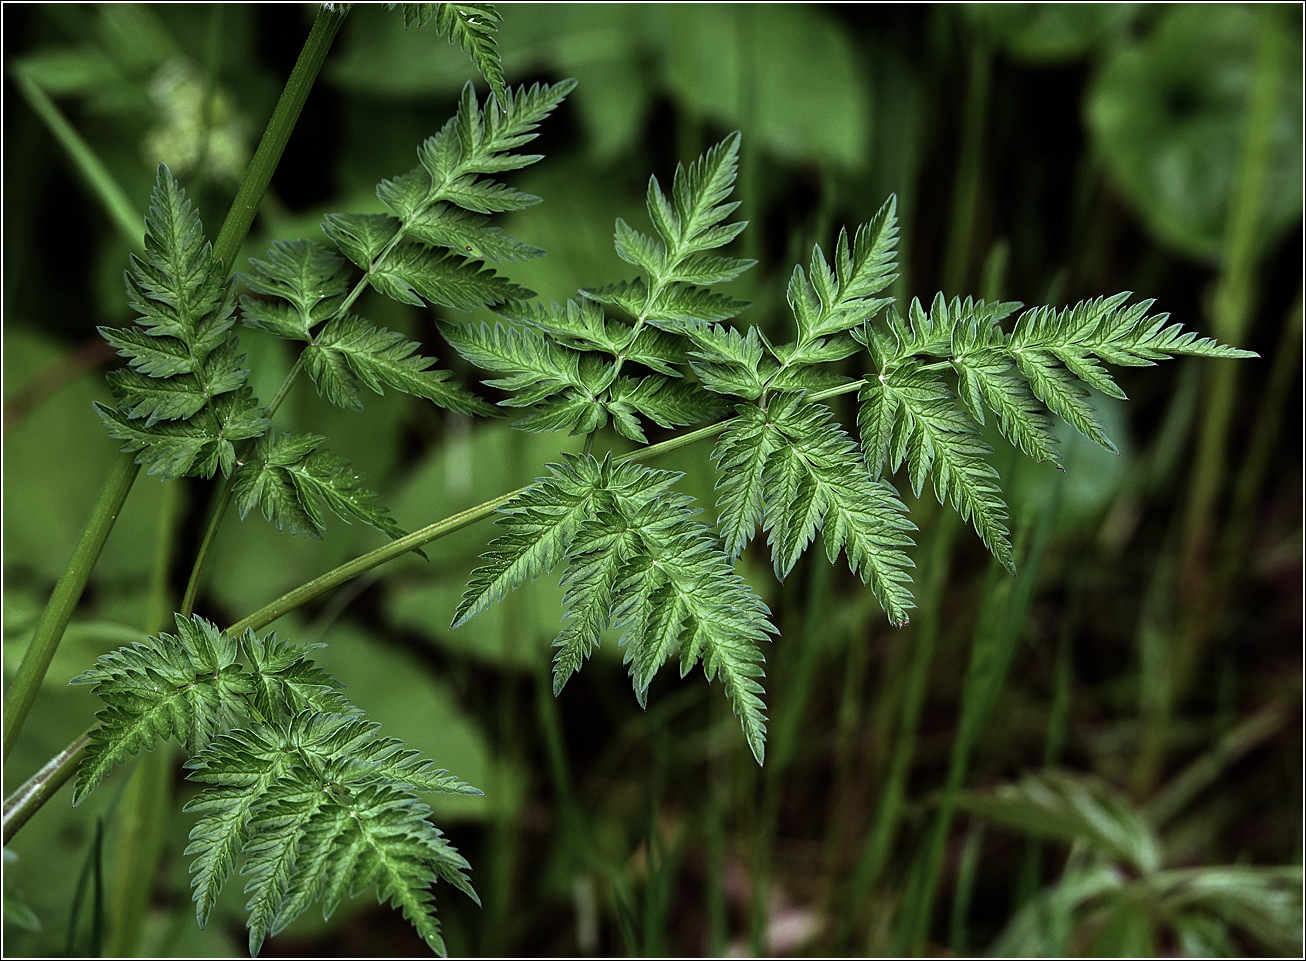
2,3,1256,957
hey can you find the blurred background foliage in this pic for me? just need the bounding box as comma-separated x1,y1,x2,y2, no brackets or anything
3,3,1301,956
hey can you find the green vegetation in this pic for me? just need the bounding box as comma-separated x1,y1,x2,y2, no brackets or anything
4,4,1300,957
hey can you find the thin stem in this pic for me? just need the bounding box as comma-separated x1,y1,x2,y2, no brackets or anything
3,456,139,761
11,69,144,249
180,483,237,618
3,3,349,816
181,350,307,618
211,5,348,270
174,1,347,614
3,735,90,845
8,374,873,834
3,62,151,763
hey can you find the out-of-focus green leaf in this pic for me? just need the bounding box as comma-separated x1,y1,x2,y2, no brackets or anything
13,48,123,98
1170,912,1235,958
1148,866,1304,958
954,769,1161,874
988,863,1126,957
3,330,166,586
1082,896,1155,957
1002,389,1132,532
657,5,870,170
1087,5,1303,261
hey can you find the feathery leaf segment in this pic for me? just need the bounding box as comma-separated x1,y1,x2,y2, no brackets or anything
70,615,479,957
447,133,1256,765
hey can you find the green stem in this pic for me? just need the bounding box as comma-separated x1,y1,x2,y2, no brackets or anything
180,350,306,617
3,734,89,844
3,60,152,764
174,1,347,614
211,5,348,270
11,68,144,249
6,373,870,834
2,2,348,812
2,455,139,762
106,473,186,956
838,512,955,952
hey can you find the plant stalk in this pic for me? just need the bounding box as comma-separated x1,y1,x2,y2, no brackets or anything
2,1,348,804
6,368,873,834
2,456,139,761
211,5,348,270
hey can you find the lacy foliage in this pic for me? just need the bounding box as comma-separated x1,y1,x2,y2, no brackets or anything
72,616,478,956
448,132,1255,762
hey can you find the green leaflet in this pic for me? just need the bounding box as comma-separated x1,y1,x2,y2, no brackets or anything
391,3,506,102
369,241,534,310
859,367,1015,574
451,457,601,628
98,165,268,480
185,714,478,957
72,617,476,957
851,289,1256,565
377,80,575,222
240,240,351,338
68,615,350,805
232,430,413,546
713,398,918,627
303,314,496,415
562,470,774,763
97,387,268,481
444,315,724,438
504,132,760,427
452,454,774,762
763,398,917,625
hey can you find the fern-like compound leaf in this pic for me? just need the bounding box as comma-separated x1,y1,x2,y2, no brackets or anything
240,240,352,339
589,133,755,369
442,320,588,406
405,203,545,263
184,712,477,956
371,241,534,310
759,397,917,625
76,619,477,955
69,617,333,804
711,404,777,560
377,79,574,224
1005,294,1258,452
99,165,269,479
586,480,773,762
664,133,745,258
454,455,773,760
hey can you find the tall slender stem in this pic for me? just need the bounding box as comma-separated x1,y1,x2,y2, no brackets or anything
2,456,138,761
3,2,349,803
175,6,348,616
211,6,347,270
